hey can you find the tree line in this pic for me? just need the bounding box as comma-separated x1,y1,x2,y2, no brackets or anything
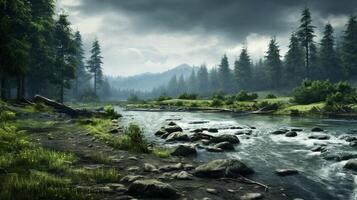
0,0,106,102
154,8,357,98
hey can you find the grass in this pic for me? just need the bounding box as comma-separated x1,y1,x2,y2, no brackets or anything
152,147,173,158
67,167,120,184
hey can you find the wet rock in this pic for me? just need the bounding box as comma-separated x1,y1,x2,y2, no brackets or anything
322,151,357,161
311,146,326,152
208,128,218,133
230,126,243,129
275,169,299,176
291,128,303,132
166,132,190,142
350,141,357,147
93,186,114,193
128,156,138,161
161,132,171,139
128,179,179,198
342,136,357,142
121,175,144,183
168,121,177,126
210,134,240,144
201,139,211,145
155,129,167,136
194,159,254,178
285,131,298,137
183,164,195,170
190,132,214,142
189,121,209,124
214,142,235,151
171,171,193,180
127,166,140,172
250,126,256,129
308,134,330,140
344,159,357,171
143,163,158,172
241,193,264,200
311,127,324,132
106,183,127,193
190,128,203,133
205,146,223,152
159,163,183,172
206,188,218,195
171,145,197,157
271,130,288,135
164,125,183,133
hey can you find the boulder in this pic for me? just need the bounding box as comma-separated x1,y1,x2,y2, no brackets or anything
311,127,324,132
190,132,214,142
210,134,240,144
167,121,177,126
194,159,254,178
344,159,357,171
143,163,158,172
240,193,264,200
308,134,330,140
128,179,178,198
171,171,193,180
291,128,303,132
271,130,288,135
164,125,183,134
208,128,218,133
350,141,357,147
322,151,357,161
285,131,297,137
155,129,167,136
275,169,299,176
205,146,223,152
159,163,184,172
214,142,235,151
171,145,197,157
166,132,189,142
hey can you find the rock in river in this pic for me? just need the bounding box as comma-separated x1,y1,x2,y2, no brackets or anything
275,169,299,176
166,132,189,142
311,127,324,132
171,145,197,157
164,125,183,134
210,134,240,144
214,142,235,151
128,179,178,198
240,193,264,200
208,128,218,133
194,159,254,178
308,134,330,140
285,131,298,137
271,130,288,135
344,159,357,171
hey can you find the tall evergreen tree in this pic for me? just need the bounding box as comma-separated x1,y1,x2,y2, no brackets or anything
319,23,341,81
188,69,197,93
53,14,76,103
87,39,103,96
197,64,209,95
209,68,219,92
265,38,282,89
167,75,178,96
341,16,357,79
234,48,252,90
284,33,304,86
218,55,231,92
177,75,186,94
0,0,31,99
297,8,316,78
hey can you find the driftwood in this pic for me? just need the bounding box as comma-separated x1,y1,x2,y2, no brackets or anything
33,95,107,118
220,176,270,191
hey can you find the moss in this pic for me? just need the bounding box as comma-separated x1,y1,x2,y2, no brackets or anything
152,147,173,158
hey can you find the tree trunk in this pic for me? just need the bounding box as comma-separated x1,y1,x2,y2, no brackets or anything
306,42,309,78
94,70,97,96
16,75,26,100
60,80,64,103
0,75,5,100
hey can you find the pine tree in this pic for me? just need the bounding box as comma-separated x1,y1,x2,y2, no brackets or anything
209,68,219,93
167,75,178,96
53,14,76,103
297,8,316,78
188,69,197,94
197,64,209,95
177,75,186,94
234,48,252,90
87,39,103,96
341,16,357,78
218,55,231,92
0,0,31,99
284,33,304,86
319,23,341,81
73,31,90,99
265,38,282,89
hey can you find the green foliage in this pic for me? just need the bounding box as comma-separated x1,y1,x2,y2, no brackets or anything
79,90,100,103
265,93,277,99
265,38,282,88
292,80,356,105
0,111,16,121
234,48,252,90
104,105,121,119
178,92,198,100
87,39,103,96
67,167,120,184
127,94,140,102
157,95,172,101
211,98,223,107
152,147,172,158
235,90,258,101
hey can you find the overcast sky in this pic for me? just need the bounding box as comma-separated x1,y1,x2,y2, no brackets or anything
56,0,357,76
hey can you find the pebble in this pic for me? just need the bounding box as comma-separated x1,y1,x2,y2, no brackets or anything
206,188,218,194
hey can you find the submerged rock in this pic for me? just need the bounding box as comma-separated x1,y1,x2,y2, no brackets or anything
311,127,324,132
291,128,303,132
208,128,218,133
205,146,223,152
344,159,357,171
241,193,264,200
166,132,189,142
164,125,183,134
285,131,298,137
308,134,330,140
171,145,197,157
322,151,357,161
210,134,240,144
214,142,235,151
271,130,288,135
275,169,299,176
128,179,179,198
194,159,254,178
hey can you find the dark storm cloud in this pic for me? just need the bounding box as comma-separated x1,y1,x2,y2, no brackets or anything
74,0,357,40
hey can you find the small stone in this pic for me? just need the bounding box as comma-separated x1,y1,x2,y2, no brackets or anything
121,175,144,183
159,163,183,172
128,179,178,198
311,127,324,132
88,144,93,148
143,163,157,172
227,189,235,193
206,188,218,194
93,186,114,193
128,156,138,161
127,166,140,172
171,171,193,180
208,128,218,133
168,121,177,126
241,193,264,200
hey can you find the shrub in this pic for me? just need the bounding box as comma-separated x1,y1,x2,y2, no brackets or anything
0,111,16,121
157,95,172,101
104,105,121,119
211,98,223,107
265,93,277,99
127,94,140,102
211,92,225,100
235,90,258,101
174,101,184,106
178,93,198,100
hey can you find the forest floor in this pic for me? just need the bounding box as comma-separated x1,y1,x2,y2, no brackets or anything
0,101,298,200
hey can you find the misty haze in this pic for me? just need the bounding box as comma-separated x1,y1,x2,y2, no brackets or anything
1,0,357,200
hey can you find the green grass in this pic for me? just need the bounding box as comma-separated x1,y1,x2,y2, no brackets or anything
67,167,120,184
276,102,325,115
152,147,173,158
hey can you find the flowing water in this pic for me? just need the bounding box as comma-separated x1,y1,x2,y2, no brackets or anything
116,107,357,200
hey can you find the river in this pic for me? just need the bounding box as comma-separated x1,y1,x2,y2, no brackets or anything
116,107,357,200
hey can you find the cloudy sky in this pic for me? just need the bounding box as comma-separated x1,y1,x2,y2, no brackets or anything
56,0,357,76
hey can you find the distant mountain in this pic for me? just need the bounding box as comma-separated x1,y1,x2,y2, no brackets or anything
108,64,197,91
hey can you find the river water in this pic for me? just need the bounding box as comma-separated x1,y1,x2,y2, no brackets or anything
116,107,357,200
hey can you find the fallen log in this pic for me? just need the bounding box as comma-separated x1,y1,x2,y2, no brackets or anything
33,95,107,118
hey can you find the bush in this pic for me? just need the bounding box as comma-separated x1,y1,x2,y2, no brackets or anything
293,80,356,105
211,92,225,100
157,95,172,101
127,94,140,102
235,90,258,101
123,124,149,153
178,93,198,100
211,98,223,107
265,93,277,99
174,101,184,106
104,105,121,119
